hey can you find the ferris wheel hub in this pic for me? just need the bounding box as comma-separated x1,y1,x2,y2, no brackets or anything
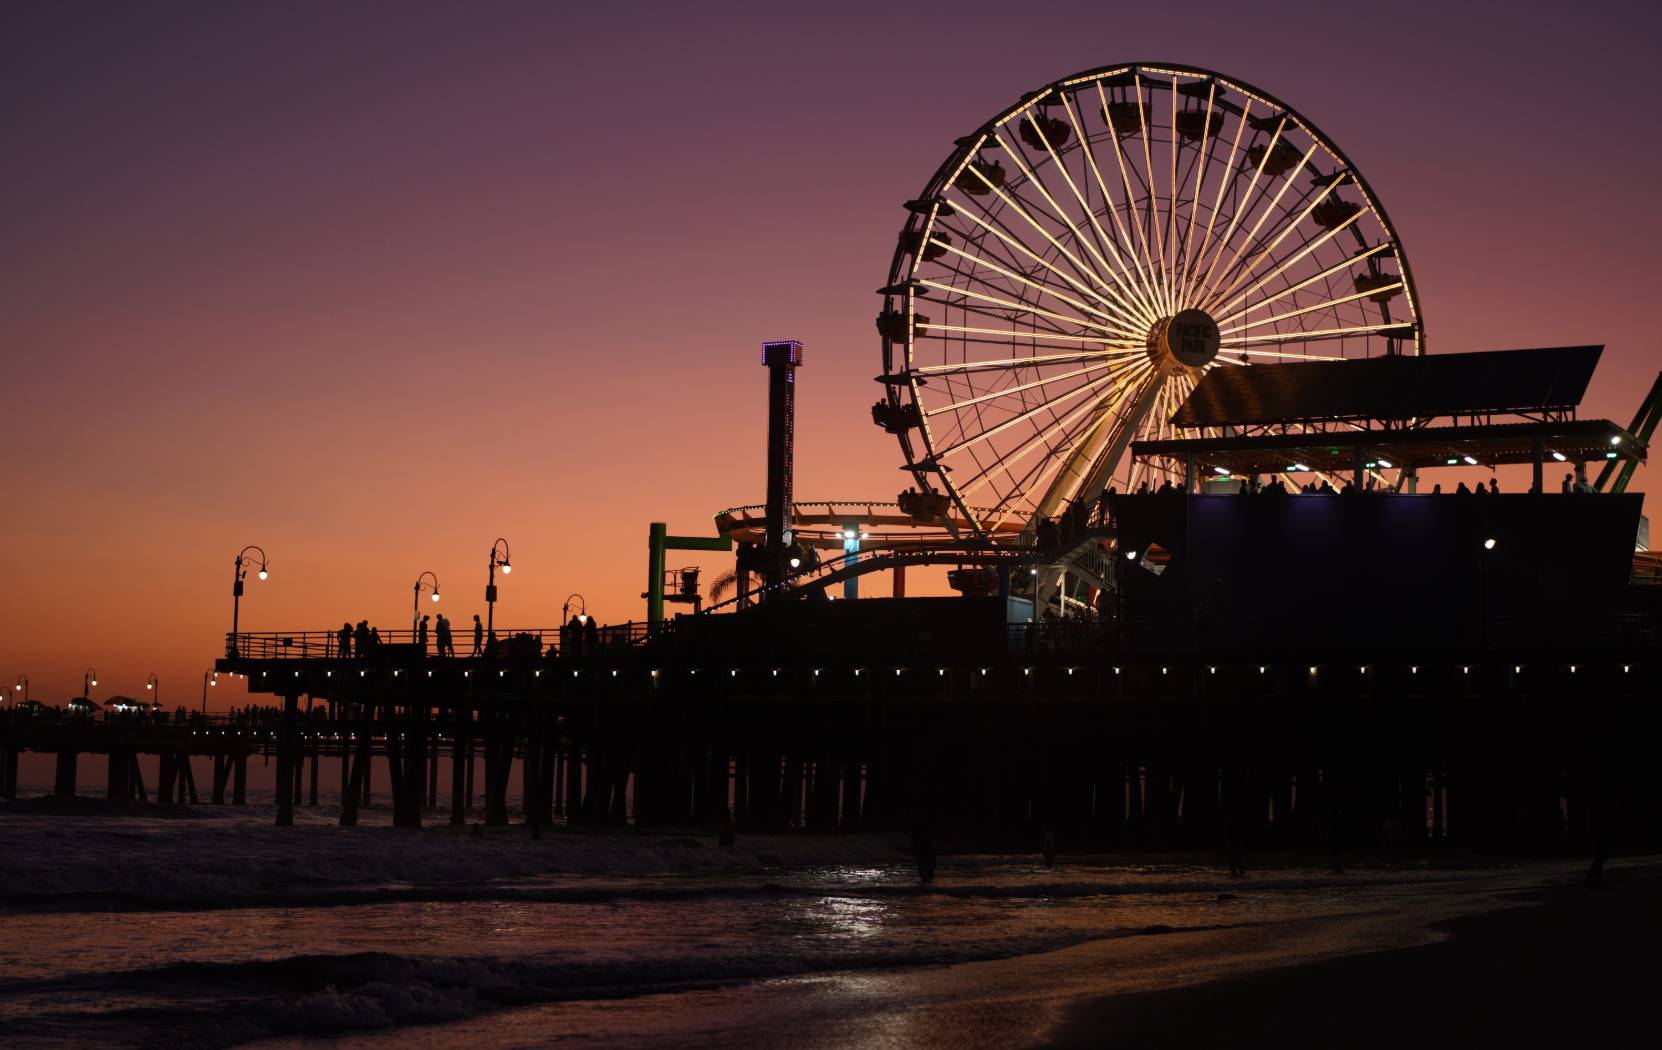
1146,308,1221,375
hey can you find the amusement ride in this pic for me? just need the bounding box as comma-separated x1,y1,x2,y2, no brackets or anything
707,62,1434,615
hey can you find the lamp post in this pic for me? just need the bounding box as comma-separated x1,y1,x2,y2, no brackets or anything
1479,537,1496,652
83,667,97,700
11,674,26,710
486,538,511,640
562,593,589,626
146,673,159,714
230,545,269,657
413,571,441,632
201,669,218,716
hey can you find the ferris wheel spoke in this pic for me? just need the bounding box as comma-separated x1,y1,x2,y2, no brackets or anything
1094,81,1164,313
1218,281,1403,336
908,346,1142,377
1211,239,1392,326
932,367,1129,459
954,369,1146,501
1201,170,1345,312
949,176,1149,328
934,211,1149,331
926,241,1145,333
918,321,1142,349
1180,91,1250,309
1173,82,1219,307
1067,91,1163,316
917,278,1144,341
949,163,1119,308
1220,322,1410,347
989,130,1118,289
1192,116,1291,311
1025,98,1153,317
987,408,1103,528
917,295,1087,342
1134,75,1171,315
1195,140,1321,311
925,356,1146,416
1014,364,1160,514
997,119,1152,323
1163,77,1181,312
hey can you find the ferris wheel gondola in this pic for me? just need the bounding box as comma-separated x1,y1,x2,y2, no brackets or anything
877,62,1422,544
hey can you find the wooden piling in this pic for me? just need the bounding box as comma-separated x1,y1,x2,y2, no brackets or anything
276,694,298,827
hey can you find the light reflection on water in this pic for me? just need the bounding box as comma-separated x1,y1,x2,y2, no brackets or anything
0,860,1546,1049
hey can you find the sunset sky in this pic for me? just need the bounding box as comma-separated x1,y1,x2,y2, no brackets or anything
3,1,1658,709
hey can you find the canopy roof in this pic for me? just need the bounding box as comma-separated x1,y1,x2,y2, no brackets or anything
1172,346,1602,428
1132,419,1642,477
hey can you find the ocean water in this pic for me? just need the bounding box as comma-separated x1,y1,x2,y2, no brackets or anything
0,798,1582,1049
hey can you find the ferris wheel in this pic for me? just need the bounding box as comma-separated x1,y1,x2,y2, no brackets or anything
876,62,1422,543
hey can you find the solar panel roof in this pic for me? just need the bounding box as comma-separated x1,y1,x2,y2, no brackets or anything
1172,346,1602,428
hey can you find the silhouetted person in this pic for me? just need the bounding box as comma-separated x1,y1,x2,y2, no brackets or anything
1456,481,1471,495
337,622,352,659
369,626,381,650
565,615,584,656
1036,517,1058,557
1432,483,1442,494
1135,480,1149,494
486,630,499,657
438,613,455,657
1488,477,1499,495
472,614,484,656
583,615,599,650
418,614,430,652
1562,472,1574,493
353,620,370,657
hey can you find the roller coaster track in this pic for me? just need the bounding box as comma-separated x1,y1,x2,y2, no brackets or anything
701,545,1040,614
700,523,1122,615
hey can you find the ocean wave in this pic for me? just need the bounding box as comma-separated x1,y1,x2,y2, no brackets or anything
0,864,1477,917
1,926,1215,1048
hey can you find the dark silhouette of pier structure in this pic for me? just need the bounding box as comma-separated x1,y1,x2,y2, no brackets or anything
3,348,1659,859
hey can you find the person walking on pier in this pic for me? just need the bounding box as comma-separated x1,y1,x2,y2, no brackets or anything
583,614,599,652
353,620,370,657
435,613,453,657
337,622,352,659
418,614,430,652
472,614,484,656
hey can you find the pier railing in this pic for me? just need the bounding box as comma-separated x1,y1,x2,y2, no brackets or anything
226,622,656,661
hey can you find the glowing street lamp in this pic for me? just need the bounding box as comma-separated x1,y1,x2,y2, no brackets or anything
83,667,98,700
563,593,589,626
230,545,269,657
413,571,441,631
11,674,26,710
486,538,511,639
146,673,159,711
201,668,218,715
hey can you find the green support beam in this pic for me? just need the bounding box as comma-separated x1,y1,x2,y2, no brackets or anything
647,522,733,626
1595,371,1661,494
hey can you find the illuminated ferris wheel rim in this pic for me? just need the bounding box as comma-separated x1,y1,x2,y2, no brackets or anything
878,61,1424,545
